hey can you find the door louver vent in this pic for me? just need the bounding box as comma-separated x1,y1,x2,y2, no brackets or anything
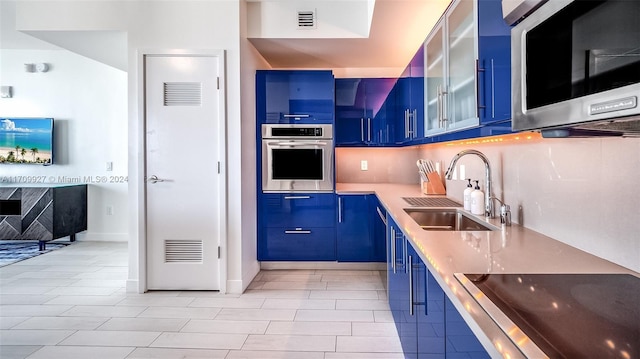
297,10,316,28
163,82,202,106
165,239,203,263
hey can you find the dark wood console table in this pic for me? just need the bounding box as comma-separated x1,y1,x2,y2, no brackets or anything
0,184,87,250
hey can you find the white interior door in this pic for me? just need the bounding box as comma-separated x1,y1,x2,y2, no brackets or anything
145,54,222,290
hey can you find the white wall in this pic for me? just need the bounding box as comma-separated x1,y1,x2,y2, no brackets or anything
12,0,253,293
247,0,373,39
239,0,272,293
0,48,129,241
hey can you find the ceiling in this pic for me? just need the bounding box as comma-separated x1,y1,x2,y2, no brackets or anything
248,0,451,73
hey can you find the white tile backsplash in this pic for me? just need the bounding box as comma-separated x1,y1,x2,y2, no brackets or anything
336,135,640,272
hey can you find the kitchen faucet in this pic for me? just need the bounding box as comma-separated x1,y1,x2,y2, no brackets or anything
445,149,493,218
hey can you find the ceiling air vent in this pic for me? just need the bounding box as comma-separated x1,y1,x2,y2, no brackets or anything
163,82,202,106
165,239,203,263
297,10,316,29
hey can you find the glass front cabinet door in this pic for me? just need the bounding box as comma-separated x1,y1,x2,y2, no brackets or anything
424,0,512,137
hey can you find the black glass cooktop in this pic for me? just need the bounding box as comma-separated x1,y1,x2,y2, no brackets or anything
463,273,640,358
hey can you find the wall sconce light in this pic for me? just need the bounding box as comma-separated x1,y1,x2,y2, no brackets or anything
24,63,50,73
0,86,12,98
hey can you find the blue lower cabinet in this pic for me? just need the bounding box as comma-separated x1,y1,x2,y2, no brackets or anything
409,245,447,358
371,196,387,262
414,251,446,357
336,194,386,262
261,193,336,228
445,297,490,358
261,227,336,261
258,193,336,261
387,217,406,330
388,218,488,358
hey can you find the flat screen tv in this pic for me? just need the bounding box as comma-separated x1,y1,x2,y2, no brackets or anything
0,118,54,165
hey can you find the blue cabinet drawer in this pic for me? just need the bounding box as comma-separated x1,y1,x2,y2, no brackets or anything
259,227,336,261
261,193,336,228
257,70,335,124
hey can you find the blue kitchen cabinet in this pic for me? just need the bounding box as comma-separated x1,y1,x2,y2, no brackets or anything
387,216,489,358
387,217,415,356
445,296,491,358
336,194,386,262
256,70,335,124
424,0,512,137
258,193,336,261
335,78,396,146
396,45,426,144
371,196,387,262
415,253,447,357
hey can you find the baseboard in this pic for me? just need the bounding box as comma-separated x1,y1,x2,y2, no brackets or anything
126,279,141,293
260,261,387,270
78,232,128,242
242,261,261,291
226,279,244,294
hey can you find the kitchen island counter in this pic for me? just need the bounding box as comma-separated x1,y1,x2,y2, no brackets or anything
337,182,639,358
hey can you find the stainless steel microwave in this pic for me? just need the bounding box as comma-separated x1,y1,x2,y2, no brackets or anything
511,0,640,136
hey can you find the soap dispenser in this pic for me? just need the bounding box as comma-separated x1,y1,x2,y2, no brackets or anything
470,180,485,216
463,179,473,211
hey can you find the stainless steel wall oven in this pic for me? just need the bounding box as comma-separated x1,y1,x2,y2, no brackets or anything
261,124,334,192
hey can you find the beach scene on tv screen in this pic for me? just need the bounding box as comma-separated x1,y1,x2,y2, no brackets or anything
0,118,52,164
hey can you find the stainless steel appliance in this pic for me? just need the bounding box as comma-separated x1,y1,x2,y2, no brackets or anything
261,124,334,192
511,0,640,137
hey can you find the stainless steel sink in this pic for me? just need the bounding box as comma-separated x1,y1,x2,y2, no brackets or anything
403,208,496,231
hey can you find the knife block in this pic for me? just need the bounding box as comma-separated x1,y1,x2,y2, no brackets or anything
423,172,446,195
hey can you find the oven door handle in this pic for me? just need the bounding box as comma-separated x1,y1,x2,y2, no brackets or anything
267,141,327,147
283,114,310,118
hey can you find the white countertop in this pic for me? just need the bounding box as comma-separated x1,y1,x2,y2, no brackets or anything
337,182,638,358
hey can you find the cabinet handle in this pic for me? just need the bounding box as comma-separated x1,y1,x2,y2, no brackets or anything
376,206,387,225
338,197,343,223
283,196,311,200
424,270,429,316
412,109,417,138
409,255,414,316
360,118,365,142
475,59,486,119
283,114,310,118
436,85,442,128
405,109,409,138
391,226,396,274
367,118,371,142
441,85,448,128
402,235,407,273
491,59,496,119
285,229,311,234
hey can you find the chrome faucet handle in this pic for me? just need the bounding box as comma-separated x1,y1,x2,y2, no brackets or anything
500,204,511,226
489,196,511,226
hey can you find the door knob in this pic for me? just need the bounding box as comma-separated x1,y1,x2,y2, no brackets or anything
147,175,165,184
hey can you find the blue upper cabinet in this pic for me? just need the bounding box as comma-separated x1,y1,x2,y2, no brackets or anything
256,70,335,124
335,78,397,146
396,45,426,145
424,0,512,137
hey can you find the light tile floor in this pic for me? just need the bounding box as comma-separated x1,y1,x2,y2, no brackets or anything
0,241,403,359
